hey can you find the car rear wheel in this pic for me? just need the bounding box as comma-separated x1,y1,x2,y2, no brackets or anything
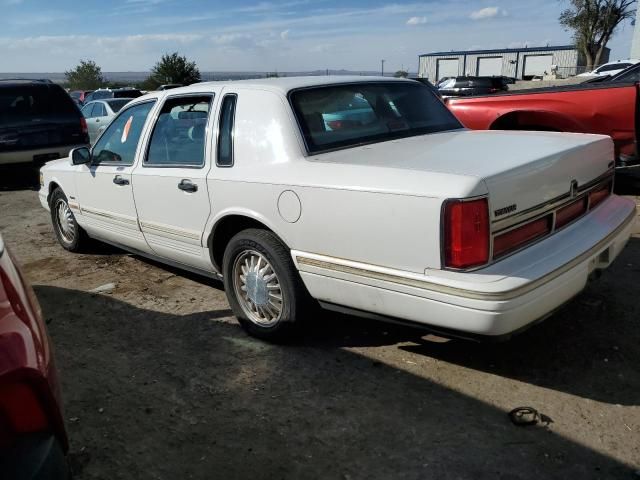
222,228,311,341
50,188,88,252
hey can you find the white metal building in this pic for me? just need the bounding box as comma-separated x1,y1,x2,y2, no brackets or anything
418,45,605,81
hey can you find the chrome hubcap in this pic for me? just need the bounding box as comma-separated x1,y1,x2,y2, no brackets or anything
55,199,76,244
233,250,283,326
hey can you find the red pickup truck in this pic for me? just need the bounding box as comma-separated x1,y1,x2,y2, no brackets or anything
446,82,638,168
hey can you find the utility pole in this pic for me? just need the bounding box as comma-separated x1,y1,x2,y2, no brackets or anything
381,59,385,77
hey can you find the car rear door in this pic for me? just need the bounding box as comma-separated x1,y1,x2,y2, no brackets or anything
132,91,219,272
75,100,157,251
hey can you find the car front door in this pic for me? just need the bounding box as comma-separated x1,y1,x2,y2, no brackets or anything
132,92,217,272
75,100,157,252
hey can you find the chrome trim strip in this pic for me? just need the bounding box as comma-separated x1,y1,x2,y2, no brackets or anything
492,170,613,232
296,208,634,302
139,220,201,241
81,206,138,225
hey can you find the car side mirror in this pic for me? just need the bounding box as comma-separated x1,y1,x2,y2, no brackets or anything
70,147,91,166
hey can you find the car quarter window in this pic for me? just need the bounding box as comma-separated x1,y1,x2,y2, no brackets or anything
91,101,156,166
145,95,213,167
216,94,237,167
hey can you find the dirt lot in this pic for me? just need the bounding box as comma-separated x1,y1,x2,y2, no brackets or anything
1,169,639,480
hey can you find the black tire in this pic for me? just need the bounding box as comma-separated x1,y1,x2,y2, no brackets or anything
222,228,311,341
49,188,89,252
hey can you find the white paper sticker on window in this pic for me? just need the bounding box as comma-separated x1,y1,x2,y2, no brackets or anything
121,116,133,143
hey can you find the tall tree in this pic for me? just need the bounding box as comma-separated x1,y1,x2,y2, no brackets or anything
560,0,636,71
65,60,104,90
151,52,201,86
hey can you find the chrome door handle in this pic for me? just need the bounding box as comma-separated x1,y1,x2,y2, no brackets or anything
178,179,198,193
113,175,129,186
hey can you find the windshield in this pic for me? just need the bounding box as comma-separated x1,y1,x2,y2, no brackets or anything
290,82,462,154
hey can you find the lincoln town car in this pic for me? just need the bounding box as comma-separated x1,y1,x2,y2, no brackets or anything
38,77,636,341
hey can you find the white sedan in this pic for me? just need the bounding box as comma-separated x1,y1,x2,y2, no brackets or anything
39,76,636,341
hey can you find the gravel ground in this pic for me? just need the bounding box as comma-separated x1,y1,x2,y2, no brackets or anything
1,169,639,480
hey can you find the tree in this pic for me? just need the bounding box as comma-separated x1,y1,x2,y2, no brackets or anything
65,60,104,90
394,70,409,78
150,52,201,86
560,0,636,71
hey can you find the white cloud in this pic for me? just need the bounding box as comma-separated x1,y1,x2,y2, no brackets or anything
469,7,507,20
406,16,427,26
280,29,290,40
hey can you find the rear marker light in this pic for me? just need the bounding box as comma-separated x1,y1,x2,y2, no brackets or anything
80,117,88,135
494,216,551,259
443,198,490,269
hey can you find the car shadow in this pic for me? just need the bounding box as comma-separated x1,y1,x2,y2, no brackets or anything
36,284,634,480
72,234,640,408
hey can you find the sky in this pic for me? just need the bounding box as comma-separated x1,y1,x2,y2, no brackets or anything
0,0,637,73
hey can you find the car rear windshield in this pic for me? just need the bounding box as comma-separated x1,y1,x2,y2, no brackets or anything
114,89,142,98
0,84,77,121
290,82,462,154
107,99,130,113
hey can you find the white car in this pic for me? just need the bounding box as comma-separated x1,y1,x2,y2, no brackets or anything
38,77,636,341
577,59,640,77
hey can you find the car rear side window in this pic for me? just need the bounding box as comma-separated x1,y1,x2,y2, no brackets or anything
93,103,106,117
145,95,212,167
290,82,462,154
216,94,237,167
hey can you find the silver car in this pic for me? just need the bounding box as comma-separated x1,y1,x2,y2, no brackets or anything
80,98,132,144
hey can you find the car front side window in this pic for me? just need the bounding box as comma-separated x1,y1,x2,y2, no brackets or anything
91,101,155,166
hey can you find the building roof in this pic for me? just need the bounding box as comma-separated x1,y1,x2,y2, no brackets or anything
419,45,579,57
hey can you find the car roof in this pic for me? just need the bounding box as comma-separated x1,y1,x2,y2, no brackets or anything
137,75,413,100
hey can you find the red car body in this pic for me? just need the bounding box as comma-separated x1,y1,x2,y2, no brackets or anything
0,235,69,478
446,82,638,167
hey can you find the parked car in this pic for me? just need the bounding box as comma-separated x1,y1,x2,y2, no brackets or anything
81,98,133,144
84,88,142,103
0,234,69,478
446,80,640,168
38,77,635,342
0,79,89,166
577,59,640,78
69,90,93,106
437,76,508,97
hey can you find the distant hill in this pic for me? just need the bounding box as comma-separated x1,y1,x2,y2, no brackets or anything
0,70,385,85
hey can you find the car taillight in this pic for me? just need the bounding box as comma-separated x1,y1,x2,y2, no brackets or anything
80,117,88,135
555,198,587,230
443,198,490,269
589,184,611,209
493,216,551,258
0,383,49,447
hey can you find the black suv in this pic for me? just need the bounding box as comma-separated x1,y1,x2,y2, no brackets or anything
437,76,509,97
84,88,142,103
0,79,89,166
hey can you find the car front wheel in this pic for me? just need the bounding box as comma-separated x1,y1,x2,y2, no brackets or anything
50,188,88,252
222,228,311,341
